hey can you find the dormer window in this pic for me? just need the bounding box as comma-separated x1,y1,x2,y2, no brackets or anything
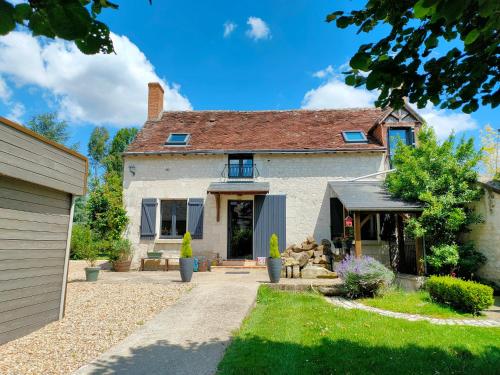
342,131,367,143
166,133,190,145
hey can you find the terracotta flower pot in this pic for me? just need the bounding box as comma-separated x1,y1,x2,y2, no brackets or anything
113,260,131,272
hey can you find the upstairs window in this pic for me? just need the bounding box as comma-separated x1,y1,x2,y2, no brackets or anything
388,128,414,164
342,131,367,143
166,133,190,145
228,154,254,178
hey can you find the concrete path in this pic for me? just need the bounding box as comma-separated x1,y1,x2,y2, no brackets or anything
327,297,500,327
74,269,267,375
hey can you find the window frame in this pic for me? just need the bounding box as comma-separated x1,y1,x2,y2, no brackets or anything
342,131,368,143
387,127,414,165
159,199,188,239
165,133,190,146
227,154,254,179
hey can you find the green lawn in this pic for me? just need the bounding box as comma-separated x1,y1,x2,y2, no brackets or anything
358,290,481,319
218,286,500,375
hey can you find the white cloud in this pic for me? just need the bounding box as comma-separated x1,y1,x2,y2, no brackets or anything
7,102,25,122
419,105,478,140
312,65,334,79
223,21,237,38
0,76,11,101
0,31,192,127
301,77,377,109
302,65,478,139
246,17,271,41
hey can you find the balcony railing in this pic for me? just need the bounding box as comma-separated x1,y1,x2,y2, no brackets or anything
220,164,260,179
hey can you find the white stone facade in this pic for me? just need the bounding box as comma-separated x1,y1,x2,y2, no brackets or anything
465,185,500,284
123,152,387,266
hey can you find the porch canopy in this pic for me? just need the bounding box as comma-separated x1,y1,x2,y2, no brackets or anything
329,181,424,274
328,181,422,212
207,182,270,222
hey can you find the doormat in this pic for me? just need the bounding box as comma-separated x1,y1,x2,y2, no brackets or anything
225,271,250,274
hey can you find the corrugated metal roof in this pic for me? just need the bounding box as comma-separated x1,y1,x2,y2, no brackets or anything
207,182,270,194
329,181,422,211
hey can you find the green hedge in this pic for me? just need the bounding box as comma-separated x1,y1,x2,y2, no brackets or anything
425,276,494,314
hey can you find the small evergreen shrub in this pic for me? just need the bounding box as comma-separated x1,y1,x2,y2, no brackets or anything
336,255,394,298
427,244,459,274
425,276,494,314
180,232,193,258
269,234,280,259
457,242,487,279
70,224,92,260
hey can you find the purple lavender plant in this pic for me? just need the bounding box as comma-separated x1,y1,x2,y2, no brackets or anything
336,255,394,298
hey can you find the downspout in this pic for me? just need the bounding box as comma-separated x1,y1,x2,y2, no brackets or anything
59,195,76,320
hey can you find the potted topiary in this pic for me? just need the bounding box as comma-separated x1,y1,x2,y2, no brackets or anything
267,233,282,283
71,224,100,281
109,238,133,272
179,232,194,282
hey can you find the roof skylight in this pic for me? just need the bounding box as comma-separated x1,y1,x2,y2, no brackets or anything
166,133,190,145
342,131,367,143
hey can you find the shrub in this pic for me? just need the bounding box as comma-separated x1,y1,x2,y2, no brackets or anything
70,224,92,261
269,234,280,259
427,244,459,274
71,224,98,267
336,255,394,298
425,276,494,314
456,242,487,279
180,232,193,258
108,238,132,264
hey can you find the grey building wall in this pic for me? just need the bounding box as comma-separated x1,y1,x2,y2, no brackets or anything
0,117,86,345
0,176,71,345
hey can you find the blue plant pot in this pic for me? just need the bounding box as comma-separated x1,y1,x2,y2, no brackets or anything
267,258,282,283
180,258,194,282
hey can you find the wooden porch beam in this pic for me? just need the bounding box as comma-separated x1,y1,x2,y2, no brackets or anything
354,211,362,258
360,213,373,229
215,193,220,222
415,237,424,275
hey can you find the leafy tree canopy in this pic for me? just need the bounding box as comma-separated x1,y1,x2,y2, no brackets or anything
88,126,109,178
0,0,123,54
327,0,500,113
104,127,138,176
386,126,483,247
27,112,78,150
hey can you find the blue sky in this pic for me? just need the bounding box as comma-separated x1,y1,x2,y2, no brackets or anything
0,0,497,156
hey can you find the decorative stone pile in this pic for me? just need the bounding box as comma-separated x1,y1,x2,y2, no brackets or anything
281,236,337,279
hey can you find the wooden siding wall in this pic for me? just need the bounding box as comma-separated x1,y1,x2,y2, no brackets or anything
0,176,71,345
0,121,86,196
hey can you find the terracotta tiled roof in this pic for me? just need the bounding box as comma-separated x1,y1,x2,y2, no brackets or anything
126,109,391,154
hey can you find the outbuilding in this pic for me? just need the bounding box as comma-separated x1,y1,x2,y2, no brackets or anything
0,116,87,345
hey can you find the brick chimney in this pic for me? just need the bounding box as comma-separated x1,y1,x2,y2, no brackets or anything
147,82,164,121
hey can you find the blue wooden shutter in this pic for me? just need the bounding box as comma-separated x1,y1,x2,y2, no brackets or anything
188,198,204,239
253,195,286,258
140,198,157,239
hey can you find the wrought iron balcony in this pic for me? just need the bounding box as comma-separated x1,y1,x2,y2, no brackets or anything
220,164,260,180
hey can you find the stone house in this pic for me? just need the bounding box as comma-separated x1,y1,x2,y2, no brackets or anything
465,180,500,285
123,82,424,271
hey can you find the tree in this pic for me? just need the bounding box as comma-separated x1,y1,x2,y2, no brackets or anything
327,1,499,113
27,112,78,149
104,127,138,176
480,125,500,179
386,126,484,274
88,126,109,179
0,0,120,54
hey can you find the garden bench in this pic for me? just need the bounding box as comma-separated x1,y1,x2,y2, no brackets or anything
140,257,179,271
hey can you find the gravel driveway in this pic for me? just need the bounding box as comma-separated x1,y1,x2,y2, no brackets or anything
0,261,190,375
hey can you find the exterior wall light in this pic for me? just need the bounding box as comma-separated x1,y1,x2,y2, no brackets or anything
129,165,136,176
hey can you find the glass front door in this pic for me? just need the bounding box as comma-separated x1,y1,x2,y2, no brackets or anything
228,200,253,259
